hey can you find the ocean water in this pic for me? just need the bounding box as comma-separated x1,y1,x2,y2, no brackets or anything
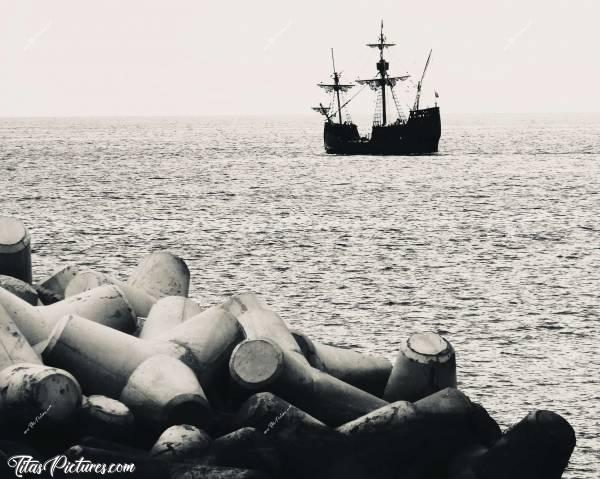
1,113,599,476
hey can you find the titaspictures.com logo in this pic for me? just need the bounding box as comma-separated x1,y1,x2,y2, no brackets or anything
7,455,136,477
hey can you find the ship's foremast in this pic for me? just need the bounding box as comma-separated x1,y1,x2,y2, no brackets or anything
331,50,343,124
315,49,354,125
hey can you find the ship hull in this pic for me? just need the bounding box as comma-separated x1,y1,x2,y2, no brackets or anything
323,107,441,155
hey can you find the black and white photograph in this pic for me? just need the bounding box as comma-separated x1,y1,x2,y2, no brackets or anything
0,1,598,477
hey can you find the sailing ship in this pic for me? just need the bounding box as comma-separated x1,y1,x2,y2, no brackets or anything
313,22,441,155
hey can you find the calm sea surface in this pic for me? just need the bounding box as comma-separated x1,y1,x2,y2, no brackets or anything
1,114,599,476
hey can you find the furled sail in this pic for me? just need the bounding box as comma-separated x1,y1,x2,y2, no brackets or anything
311,105,331,114
317,83,354,93
366,42,395,49
355,75,410,91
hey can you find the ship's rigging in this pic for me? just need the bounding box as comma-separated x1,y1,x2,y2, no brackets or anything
313,49,356,125
312,21,441,155
313,21,435,128
356,21,410,126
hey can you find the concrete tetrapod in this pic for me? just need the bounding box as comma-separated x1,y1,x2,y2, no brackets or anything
292,330,392,397
139,296,204,340
221,293,306,359
43,284,137,334
384,331,457,403
35,264,80,304
229,392,329,433
0,305,82,426
0,216,32,284
205,427,281,474
335,388,501,479
79,395,135,442
0,364,82,427
0,275,39,305
149,424,212,462
40,314,192,395
229,338,388,427
0,283,136,347
127,251,190,298
449,410,576,479
42,315,211,429
152,303,245,402
228,392,344,479
65,270,157,318
0,304,41,368
119,354,212,431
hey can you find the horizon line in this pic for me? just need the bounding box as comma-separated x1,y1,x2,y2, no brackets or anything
2,111,600,119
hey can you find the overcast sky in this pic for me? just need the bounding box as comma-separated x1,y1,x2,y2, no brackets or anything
0,0,598,116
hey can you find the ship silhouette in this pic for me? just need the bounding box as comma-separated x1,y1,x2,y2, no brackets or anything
313,21,441,155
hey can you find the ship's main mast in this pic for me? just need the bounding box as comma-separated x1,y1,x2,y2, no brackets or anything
374,21,391,125
358,21,409,126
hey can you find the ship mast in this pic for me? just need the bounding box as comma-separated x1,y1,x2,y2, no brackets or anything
331,49,343,124
358,21,409,126
413,49,432,111
375,21,389,125
316,49,354,124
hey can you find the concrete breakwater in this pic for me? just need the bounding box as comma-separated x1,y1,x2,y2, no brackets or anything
0,216,576,478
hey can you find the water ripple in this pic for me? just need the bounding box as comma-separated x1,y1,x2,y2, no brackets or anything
1,114,599,477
